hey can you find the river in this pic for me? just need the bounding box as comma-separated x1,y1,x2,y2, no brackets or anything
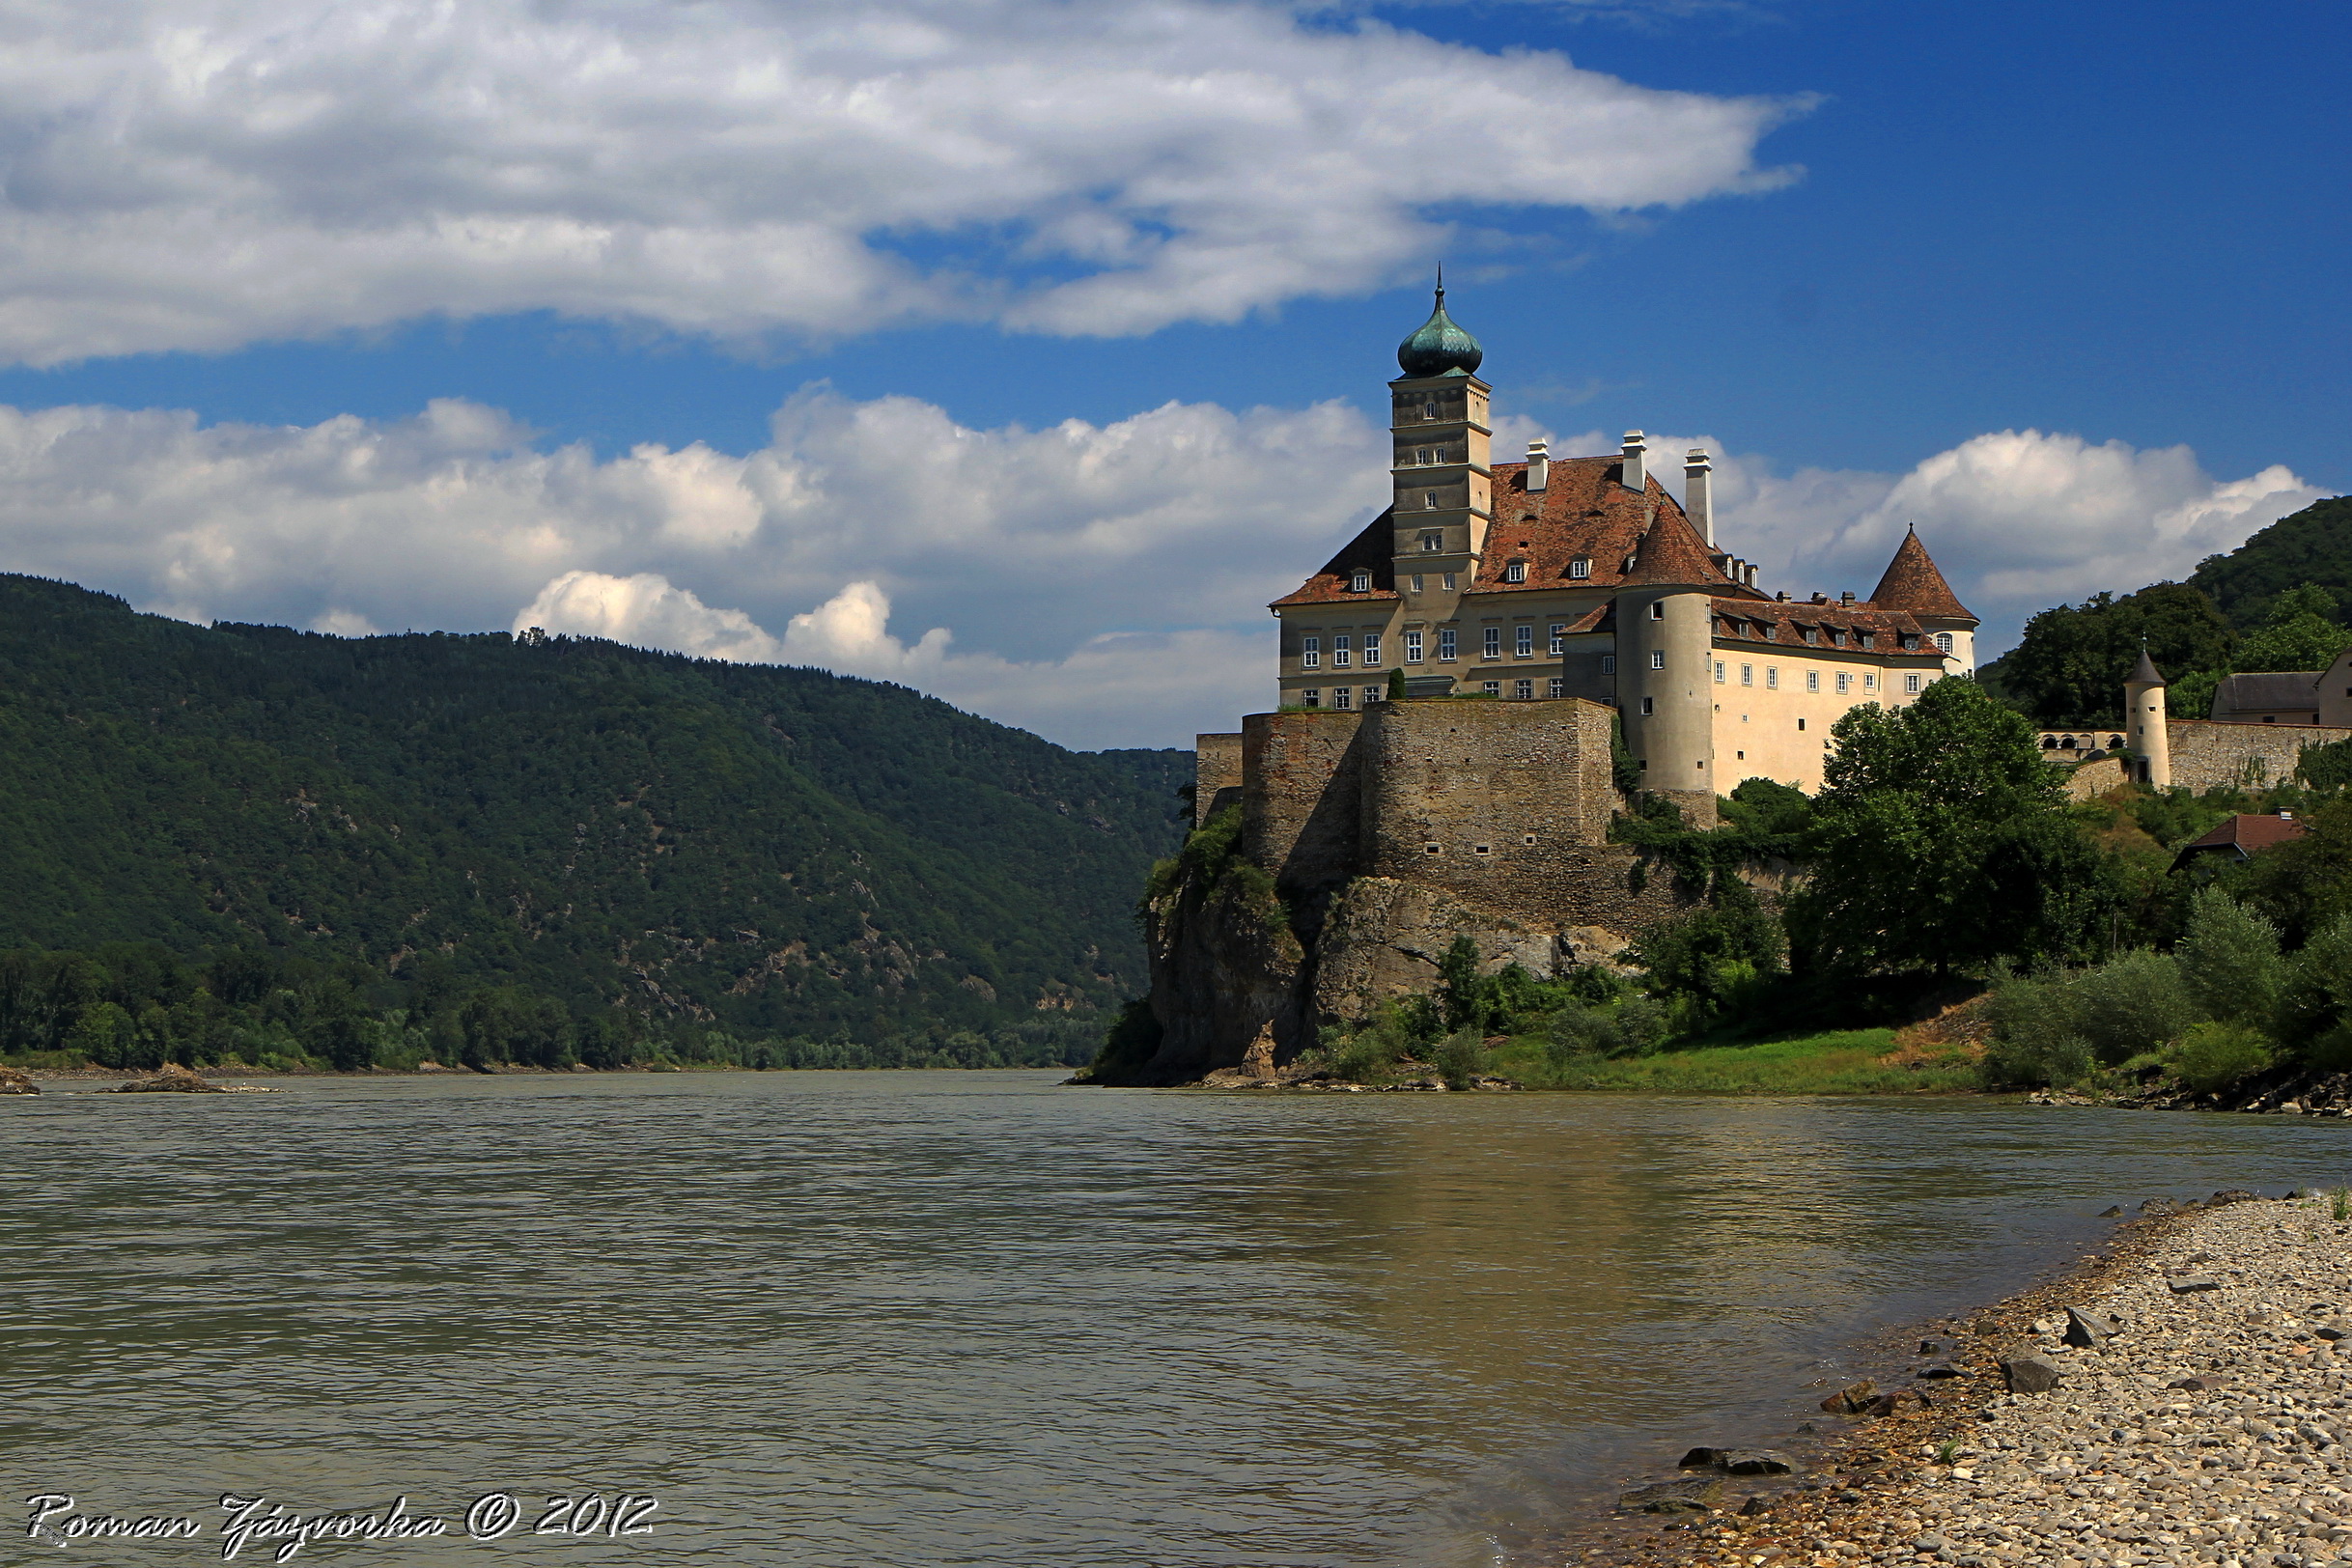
8,1072,2352,1566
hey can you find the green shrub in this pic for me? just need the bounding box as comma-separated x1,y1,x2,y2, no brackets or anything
1979,976,2097,1087
2268,912,2352,1069
2167,1022,2272,1094
2067,950,2200,1063
1546,994,1669,1061
1433,1029,1492,1088
2176,886,2283,1027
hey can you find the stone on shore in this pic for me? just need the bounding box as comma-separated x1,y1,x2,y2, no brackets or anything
0,1065,37,1094
1617,1476,1726,1514
1819,1380,1877,1414
116,1063,223,1093
2001,1351,2063,1392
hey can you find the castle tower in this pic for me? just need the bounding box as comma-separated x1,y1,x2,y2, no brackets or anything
1387,277,1492,642
1868,526,1978,671
1617,505,1721,823
2126,649,2170,788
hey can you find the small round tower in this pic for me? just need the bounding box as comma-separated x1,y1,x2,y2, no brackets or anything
1616,502,1721,823
2125,648,2170,788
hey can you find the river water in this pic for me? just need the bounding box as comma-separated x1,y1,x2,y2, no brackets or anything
8,1072,2352,1567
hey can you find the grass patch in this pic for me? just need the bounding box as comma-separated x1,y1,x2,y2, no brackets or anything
1487,1026,1979,1095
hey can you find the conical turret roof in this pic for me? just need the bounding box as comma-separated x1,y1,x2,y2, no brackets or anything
1620,504,1723,589
2127,648,2167,686
1867,527,1975,622
1396,275,1483,378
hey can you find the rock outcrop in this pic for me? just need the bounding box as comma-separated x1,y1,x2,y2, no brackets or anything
116,1063,223,1093
0,1065,37,1094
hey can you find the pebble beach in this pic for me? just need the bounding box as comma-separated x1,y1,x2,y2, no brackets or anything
1596,1190,2352,1568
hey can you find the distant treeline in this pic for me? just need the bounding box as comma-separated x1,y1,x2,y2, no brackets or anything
0,941,1097,1074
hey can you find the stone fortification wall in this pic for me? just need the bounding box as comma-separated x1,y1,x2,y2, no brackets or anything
1193,732,1243,826
2169,718,2352,793
1356,697,1658,930
1241,710,1366,895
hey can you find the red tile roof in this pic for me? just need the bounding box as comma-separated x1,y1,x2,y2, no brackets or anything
1273,454,1758,608
1706,597,1944,654
1868,527,1976,623
2171,813,2309,870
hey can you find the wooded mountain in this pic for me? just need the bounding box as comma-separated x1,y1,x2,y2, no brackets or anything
0,575,1190,1040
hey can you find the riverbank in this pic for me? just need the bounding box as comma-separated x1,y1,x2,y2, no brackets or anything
1585,1188,2352,1567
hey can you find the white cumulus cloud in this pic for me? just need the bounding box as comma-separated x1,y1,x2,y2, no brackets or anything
0,0,1807,364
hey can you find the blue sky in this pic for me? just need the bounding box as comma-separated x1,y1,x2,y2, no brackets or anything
0,0,2338,746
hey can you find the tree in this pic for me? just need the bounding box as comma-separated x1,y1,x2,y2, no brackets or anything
2229,584,2352,674
2189,496,2352,629
1786,678,2117,977
2174,886,2282,1028
1628,877,1785,1023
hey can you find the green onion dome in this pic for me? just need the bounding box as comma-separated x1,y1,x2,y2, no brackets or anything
1396,281,1483,378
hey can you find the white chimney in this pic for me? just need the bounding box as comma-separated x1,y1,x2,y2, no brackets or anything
1685,448,1714,545
1621,430,1646,493
1526,438,1549,492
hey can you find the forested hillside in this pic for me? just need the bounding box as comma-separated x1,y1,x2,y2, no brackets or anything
1984,494,2352,726
0,575,1190,1065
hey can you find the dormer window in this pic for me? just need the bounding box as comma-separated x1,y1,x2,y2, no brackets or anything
1569,557,1591,580
1859,631,1874,651
1503,560,1526,584
1804,628,1819,645
1350,571,1371,593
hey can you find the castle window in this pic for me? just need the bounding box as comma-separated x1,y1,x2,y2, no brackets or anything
1421,532,1442,552
1806,670,1820,692
1547,678,1564,698
1549,623,1567,655
1301,635,1320,668
1797,717,1806,731
1640,697,1655,715
1362,686,1382,706
1350,571,1371,593
1438,629,1458,661
1416,448,1433,465
1332,686,1353,710
1934,631,1954,654
1514,679,1533,700
1766,667,1778,689
1860,631,1874,650
1905,673,1922,693
1425,491,1440,510
1481,682,1501,696
1362,632,1382,666
1405,630,1424,663
1836,672,1851,694
1332,634,1352,667
1473,844,1492,855
1649,651,1666,670
1601,655,1616,674
1425,843,1441,854
1442,573,1456,590
1483,628,1501,659
1741,663,1752,686
1410,574,1424,594
1864,672,1877,691
1302,689,1321,708
1649,602,1666,621
1832,630,1847,649
1515,626,1533,657
1804,628,1819,645
1569,557,1591,580
1714,660,1725,684
1504,560,1526,584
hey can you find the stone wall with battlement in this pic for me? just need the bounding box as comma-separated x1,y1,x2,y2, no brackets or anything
1194,732,1243,826
1233,696,1694,938
2169,718,2352,794
1241,710,1366,895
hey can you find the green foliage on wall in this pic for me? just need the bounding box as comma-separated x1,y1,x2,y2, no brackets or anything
0,574,1190,1049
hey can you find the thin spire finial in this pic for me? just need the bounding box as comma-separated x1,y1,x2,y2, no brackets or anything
1435,263,1444,303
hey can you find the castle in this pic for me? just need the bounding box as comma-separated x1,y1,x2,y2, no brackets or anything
1138,289,2349,1078
1200,282,1977,825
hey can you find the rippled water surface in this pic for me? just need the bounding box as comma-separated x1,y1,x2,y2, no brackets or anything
10,1073,2352,1566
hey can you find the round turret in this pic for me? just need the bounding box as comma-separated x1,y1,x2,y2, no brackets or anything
2125,648,2170,789
1396,280,1483,378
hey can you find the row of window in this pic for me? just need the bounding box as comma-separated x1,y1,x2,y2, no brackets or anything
1298,686,1386,710
1301,679,1573,709
1303,623,1580,667
1395,446,1463,466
